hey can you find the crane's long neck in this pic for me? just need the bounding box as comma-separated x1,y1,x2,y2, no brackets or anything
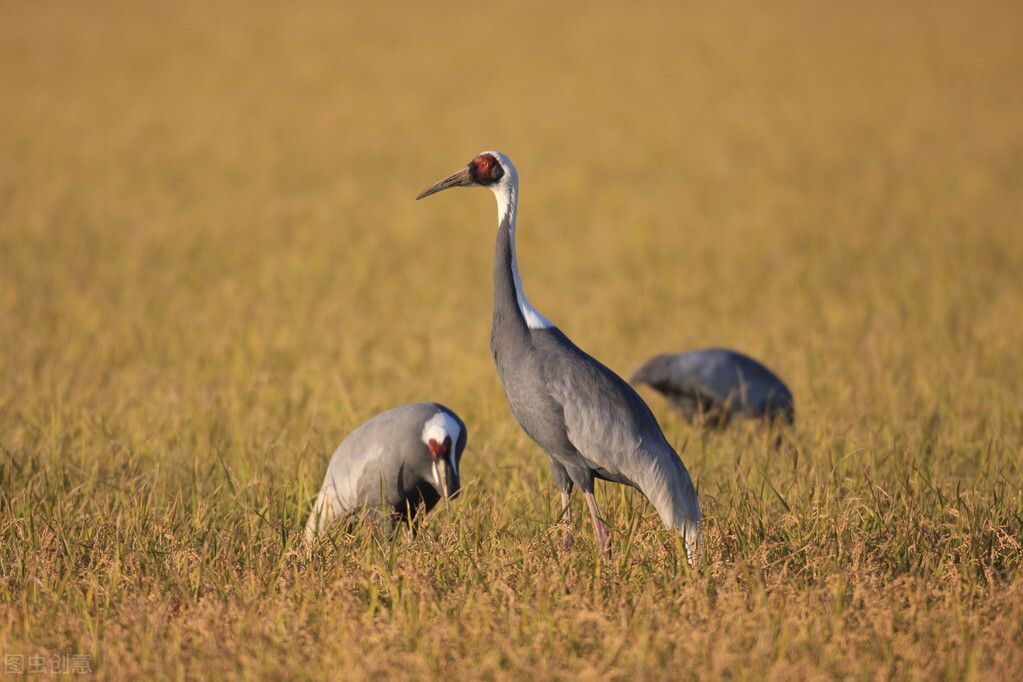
493,182,553,339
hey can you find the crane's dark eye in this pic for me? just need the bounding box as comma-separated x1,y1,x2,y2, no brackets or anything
470,154,503,185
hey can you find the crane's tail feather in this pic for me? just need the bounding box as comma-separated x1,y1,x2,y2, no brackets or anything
634,450,704,569
304,492,328,544
680,517,704,569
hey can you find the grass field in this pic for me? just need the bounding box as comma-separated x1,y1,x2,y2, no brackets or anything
2,0,1022,678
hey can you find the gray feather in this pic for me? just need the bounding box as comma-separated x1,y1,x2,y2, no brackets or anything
491,216,702,563
304,402,466,541
632,348,794,425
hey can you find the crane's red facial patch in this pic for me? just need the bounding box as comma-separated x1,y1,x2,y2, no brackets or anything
469,154,503,185
428,436,452,459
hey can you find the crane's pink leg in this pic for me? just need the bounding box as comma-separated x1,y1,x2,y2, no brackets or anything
584,491,612,560
560,491,574,550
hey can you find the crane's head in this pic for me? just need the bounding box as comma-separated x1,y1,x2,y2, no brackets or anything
420,410,464,500
416,151,517,200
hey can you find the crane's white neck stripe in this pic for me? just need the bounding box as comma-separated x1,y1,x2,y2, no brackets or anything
421,410,461,478
495,183,553,331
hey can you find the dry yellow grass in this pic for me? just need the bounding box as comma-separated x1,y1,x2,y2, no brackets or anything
1,0,1022,678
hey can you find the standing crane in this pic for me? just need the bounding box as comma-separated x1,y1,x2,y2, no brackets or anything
631,348,795,427
305,402,467,542
417,152,702,566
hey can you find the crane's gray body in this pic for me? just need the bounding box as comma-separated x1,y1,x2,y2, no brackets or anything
490,214,702,560
416,150,702,564
631,349,794,426
304,402,466,541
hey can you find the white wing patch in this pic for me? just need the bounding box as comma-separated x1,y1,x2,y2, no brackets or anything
513,260,555,330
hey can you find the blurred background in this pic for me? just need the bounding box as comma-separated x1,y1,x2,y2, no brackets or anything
1,0,1021,676
3,1,1019,467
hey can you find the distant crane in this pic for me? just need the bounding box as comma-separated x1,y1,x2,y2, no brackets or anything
631,349,794,427
305,402,466,542
417,152,702,566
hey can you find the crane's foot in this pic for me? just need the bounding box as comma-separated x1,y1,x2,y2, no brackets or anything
596,527,612,562
584,490,613,561
556,490,575,550
544,522,575,551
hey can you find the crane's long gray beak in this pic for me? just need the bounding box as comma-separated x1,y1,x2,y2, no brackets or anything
431,458,462,500
416,166,473,200
433,459,450,498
